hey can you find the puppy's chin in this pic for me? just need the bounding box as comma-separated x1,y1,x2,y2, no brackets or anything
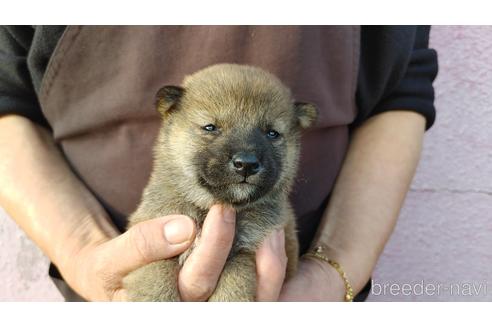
198,176,268,206
227,183,262,205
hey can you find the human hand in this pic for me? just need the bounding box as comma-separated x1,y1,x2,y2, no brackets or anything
278,256,346,301
64,204,234,301
61,212,197,301
61,204,291,301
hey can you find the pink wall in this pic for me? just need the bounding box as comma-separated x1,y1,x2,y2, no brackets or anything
368,25,492,301
0,26,491,301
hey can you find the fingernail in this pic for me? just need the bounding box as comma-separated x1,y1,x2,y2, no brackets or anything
222,206,236,224
163,216,195,245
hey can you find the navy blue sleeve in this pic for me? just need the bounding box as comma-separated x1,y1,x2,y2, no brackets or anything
0,26,49,128
355,26,439,130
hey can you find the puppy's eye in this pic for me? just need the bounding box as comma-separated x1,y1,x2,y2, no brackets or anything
202,124,217,132
266,130,280,139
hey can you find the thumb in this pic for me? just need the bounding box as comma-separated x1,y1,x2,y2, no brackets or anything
104,215,196,277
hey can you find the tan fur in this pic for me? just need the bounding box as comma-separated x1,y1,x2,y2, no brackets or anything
123,64,316,301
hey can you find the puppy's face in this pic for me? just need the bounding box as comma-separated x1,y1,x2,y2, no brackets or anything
156,65,316,207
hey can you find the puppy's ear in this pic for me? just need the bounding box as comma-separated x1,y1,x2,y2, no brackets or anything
155,86,185,115
294,102,317,129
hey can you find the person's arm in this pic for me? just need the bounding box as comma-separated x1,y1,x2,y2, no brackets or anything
280,109,426,300
0,114,118,275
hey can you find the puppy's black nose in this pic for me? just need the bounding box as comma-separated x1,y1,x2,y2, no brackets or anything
232,153,261,177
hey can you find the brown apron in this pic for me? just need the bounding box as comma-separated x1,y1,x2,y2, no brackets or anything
39,26,368,301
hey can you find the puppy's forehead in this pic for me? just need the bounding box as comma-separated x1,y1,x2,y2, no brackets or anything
181,65,294,126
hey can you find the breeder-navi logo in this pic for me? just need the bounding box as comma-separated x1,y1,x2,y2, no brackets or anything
371,280,488,297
